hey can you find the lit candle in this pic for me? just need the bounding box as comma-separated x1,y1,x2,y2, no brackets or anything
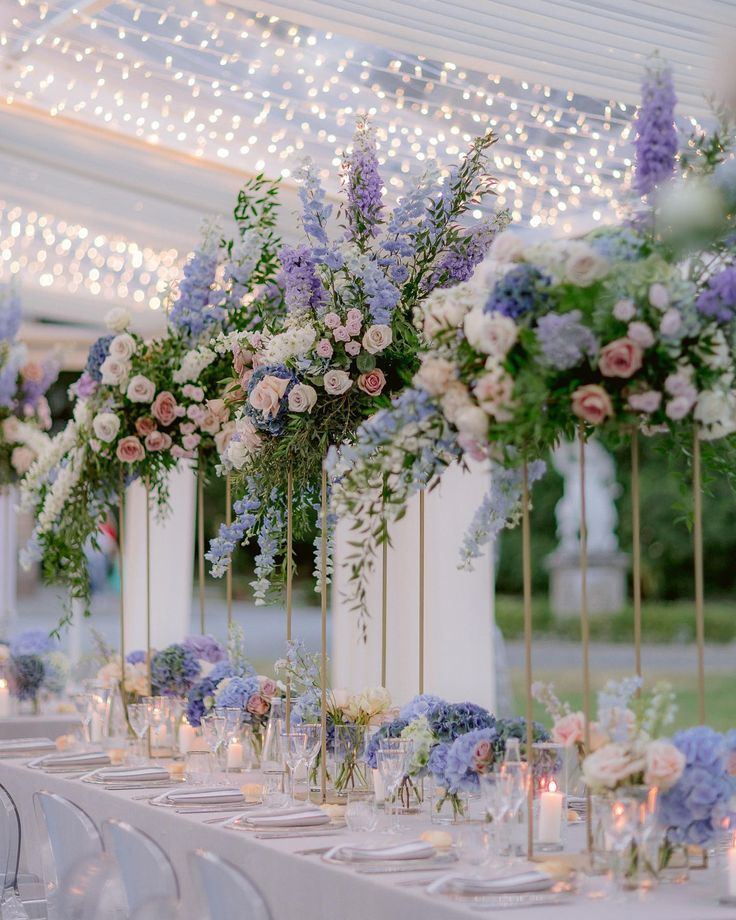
227,741,244,769
0,679,10,718
728,835,736,898
538,780,564,844
179,722,197,755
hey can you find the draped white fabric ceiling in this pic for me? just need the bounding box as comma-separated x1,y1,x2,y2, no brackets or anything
0,0,731,333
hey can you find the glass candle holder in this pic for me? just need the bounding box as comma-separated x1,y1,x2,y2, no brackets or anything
531,741,567,852
719,824,736,906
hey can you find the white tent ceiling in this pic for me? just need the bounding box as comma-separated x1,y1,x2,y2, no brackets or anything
0,0,732,342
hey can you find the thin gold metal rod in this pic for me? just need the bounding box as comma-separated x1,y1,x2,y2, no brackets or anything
579,430,592,854
197,457,205,634
145,479,152,757
118,471,126,711
225,474,233,629
692,432,706,723
418,490,426,695
381,477,388,688
521,462,534,861
285,466,293,735
320,462,328,804
631,431,642,682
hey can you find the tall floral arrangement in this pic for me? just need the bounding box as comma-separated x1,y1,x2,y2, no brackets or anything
207,120,506,603
19,178,283,620
331,61,736,624
0,283,59,487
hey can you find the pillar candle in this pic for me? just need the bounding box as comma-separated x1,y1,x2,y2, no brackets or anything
179,723,197,755
538,784,564,844
0,680,10,718
227,741,244,769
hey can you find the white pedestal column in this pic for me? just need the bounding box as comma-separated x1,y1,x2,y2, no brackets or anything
332,460,496,711
122,464,196,654
0,487,18,639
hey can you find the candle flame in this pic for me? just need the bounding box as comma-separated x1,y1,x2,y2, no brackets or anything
0,679,6,689
612,802,625,818
548,779,558,794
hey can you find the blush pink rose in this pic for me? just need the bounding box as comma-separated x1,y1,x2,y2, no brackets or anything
598,338,643,378
357,369,386,396
258,677,277,698
346,308,362,325
627,390,662,414
246,693,270,716
152,391,178,427
472,738,493,772
182,433,201,451
346,318,362,336
116,436,145,463
249,375,290,418
643,739,686,791
135,416,157,437
627,322,655,349
179,422,196,436
345,340,361,357
571,384,613,425
333,325,350,343
21,361,44,383
457,432,488,461
240,368,254,388
551,711,586,748
144,431,172,452
582,742,645,790
323,312,341,329
316,339,333,359
171,445,196,460
232,345,252,378
215,421,237,456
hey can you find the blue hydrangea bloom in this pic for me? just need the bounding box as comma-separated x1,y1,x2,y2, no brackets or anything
399,694,446,723
443,727,498,792
84,335,114,383
150,643,201,697
186,676,217,727
365,718,409,769
426,702,496,743
485,264,552,320
696,267,736,323
9,629,54,657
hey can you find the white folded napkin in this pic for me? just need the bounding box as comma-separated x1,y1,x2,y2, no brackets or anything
427,869,553,897
0,738,56,754
243,807,330,828
29,750,110,768
161,786,244,805
95,766,170,782
325,840,435,862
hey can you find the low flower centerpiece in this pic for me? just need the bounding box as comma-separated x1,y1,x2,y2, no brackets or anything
7,629,68,714
207,120,507,605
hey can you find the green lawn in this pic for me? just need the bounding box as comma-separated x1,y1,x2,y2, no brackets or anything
511,668,735,732
497,595,736,644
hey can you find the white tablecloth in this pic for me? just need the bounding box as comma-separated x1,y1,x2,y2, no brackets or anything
0,760,728,920
0,714,80,740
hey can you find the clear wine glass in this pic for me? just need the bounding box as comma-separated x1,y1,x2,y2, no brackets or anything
280,732,309,804
300,724,322,804
375,741,411,834
72,692,94,745
126,703,151,762
479,772,513,866
202,713,228,758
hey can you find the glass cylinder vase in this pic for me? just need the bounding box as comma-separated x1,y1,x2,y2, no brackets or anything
429,777,468,824
331,724,370,796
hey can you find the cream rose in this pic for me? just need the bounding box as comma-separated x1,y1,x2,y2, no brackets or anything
92,412,121,443
413,357,456,396
362,325,393,355
323,369,353,396
116,436,145,464
99,356,129,387
288,383,318,413
582,742,645,791
1,417,19,441
489,230,525,263
11,446,35,474
551,712,586,748
473,366,515,420
441,381,473,424
249,375,290,418
694,389,736,440
598,338,643,379
464,309,518,358
109,333,136,361
571,384,613,425
105,307,132,333
643,739,685,791
565,243,609,287
215,421,237,456
126,374,156,403
455,406,489,441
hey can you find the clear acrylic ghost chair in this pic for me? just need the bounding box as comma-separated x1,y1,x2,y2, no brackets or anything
33,791,103,920
189,850,271,920
102,820,178,917
58,852,126,920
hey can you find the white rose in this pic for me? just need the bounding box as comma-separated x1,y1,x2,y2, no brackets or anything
288,383,318,413
423,289,469,337
464,309,518,357
582,742,645,791
454,406,488,441
226,424,262,469
413,357,457,396
105,307,132,333
99,356,130,387
703,329,731,371
109,333,136,361
362,325,393,355
489,230,525,263
565,243,609,287
440,381,473,424
323,369,353,396
126,374,156,403
694,389,736,441
92,412,121,443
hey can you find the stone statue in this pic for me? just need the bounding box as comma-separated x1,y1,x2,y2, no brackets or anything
551,439,620,554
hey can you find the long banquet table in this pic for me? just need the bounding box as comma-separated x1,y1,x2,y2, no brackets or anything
0,714,81,741
0,759,730,920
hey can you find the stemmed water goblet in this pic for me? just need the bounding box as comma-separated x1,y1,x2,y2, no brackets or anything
376,738,412,834
280,731,309,804
126,703,151,762
72,692,95,745
299,724,322,804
